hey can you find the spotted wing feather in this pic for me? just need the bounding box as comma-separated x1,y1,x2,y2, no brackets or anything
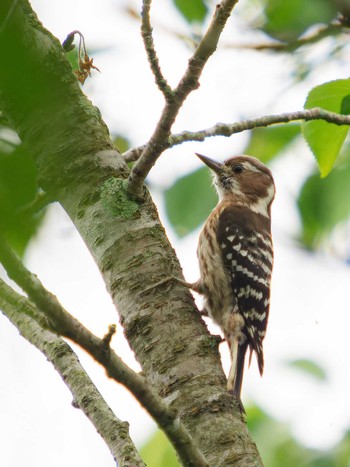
217,206,273,393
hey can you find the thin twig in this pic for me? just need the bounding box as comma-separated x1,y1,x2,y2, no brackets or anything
102,323,117,348
227,22,344,53
0,279,146,467
128,6,347,55
141,0,173,99
0,239,209,467
127,0,239,198
123,107,350,162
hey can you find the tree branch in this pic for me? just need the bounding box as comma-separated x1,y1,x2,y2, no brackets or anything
141,0,173,99
123,107,350,162
127,0,239,198
0,238,209,467
0,278,145,467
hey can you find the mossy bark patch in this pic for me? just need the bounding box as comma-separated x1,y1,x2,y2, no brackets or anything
101,178,139,219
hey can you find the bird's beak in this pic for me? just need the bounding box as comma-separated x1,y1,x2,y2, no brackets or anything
195,153,223,175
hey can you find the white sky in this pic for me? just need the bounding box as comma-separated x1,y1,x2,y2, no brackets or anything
1,1,350,466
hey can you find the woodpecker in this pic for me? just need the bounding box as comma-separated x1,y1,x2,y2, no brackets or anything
194,153,275,406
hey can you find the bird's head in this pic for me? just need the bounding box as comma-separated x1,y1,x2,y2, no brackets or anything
196,153,275,215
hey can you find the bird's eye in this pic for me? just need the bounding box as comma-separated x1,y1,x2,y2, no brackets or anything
232,164,243,174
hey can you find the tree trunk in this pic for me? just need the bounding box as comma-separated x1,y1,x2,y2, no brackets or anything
0,1,263,465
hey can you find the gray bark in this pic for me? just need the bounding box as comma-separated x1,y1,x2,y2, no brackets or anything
0,1,263,465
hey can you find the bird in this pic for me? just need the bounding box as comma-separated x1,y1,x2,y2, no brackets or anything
192,153,275,408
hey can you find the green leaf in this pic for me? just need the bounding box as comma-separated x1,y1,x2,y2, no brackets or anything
173,0,208,23
297,153,350,248
140,430,180,467
164,167,217,237
302,79,350,177
244,124,300,163
0,141,45,256
246,404,329,466
262,0,337,42
288,359,327,381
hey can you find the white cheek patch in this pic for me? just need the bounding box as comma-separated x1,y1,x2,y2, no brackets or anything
249,184,275,217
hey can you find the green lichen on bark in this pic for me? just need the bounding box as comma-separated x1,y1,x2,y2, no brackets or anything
101,178,139,219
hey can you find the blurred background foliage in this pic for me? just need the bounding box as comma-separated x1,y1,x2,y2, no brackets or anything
1,0,350,464
0,122,44,256
142,406,350,467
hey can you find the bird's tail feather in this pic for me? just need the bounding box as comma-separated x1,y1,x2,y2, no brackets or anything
227,340,248,412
